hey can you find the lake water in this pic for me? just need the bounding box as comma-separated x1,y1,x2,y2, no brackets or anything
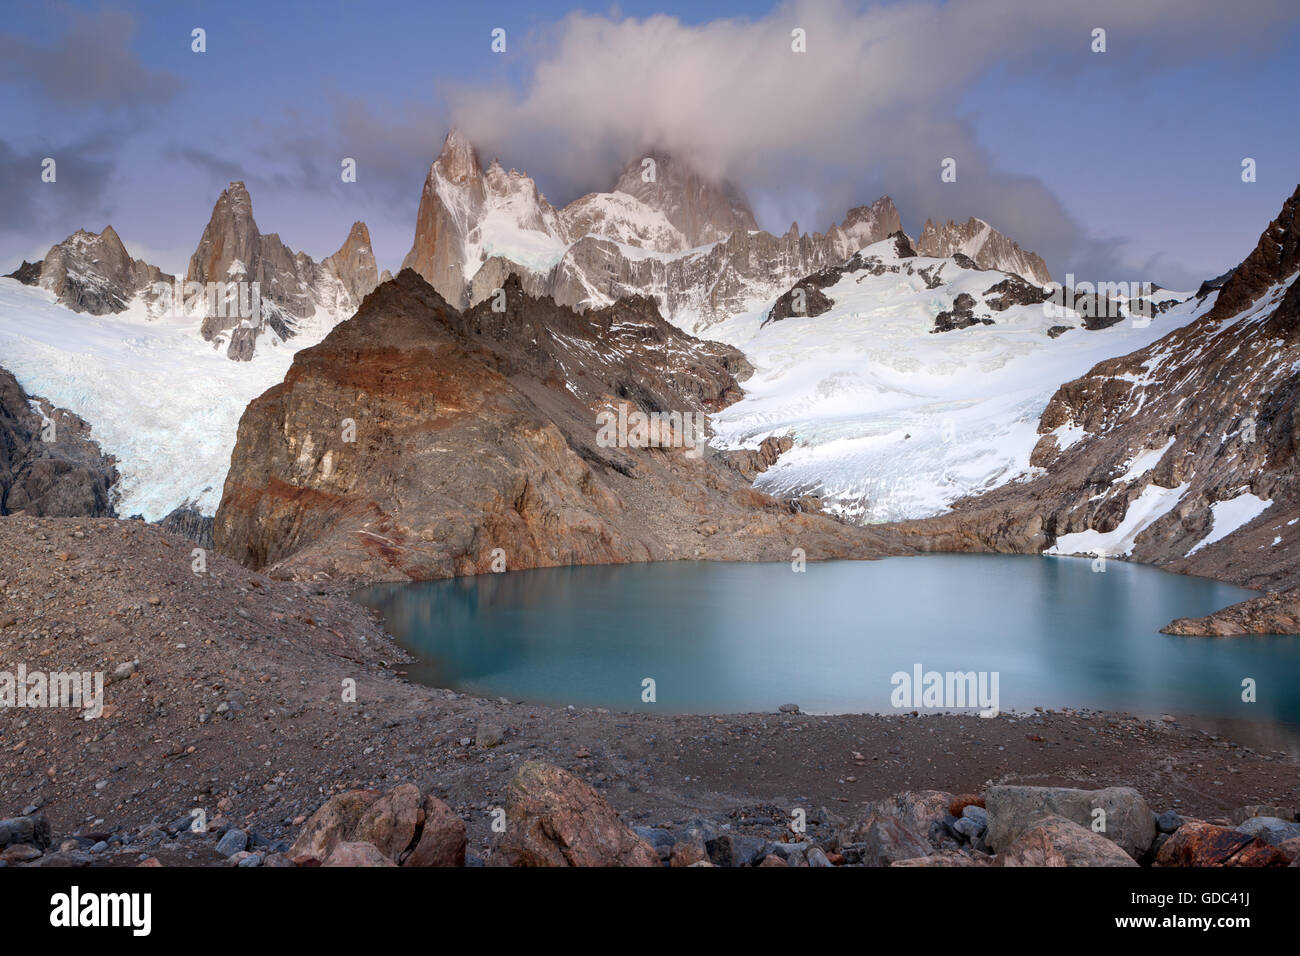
355,556,1300,724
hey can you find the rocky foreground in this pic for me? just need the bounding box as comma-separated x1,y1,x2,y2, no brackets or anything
2,516,1298,867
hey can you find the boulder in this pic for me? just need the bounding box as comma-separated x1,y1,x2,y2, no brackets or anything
669,841,708,867
1231,804,1295,824
288,789,382,863
488,761,659,867
996,816,1138,867
1154,820,1290,867
705,833,769,868
1235,816,1300,846
402,795,466,867
322,841,397,867
985,785,1155,859
843,813,932,867
0,814,51,851
841,790,953,843
352,783,422,862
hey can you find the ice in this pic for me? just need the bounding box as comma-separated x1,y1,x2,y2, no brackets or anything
0,278,339,521
1185,491,1273,557
1046,482,1190,558
705,239,1208,523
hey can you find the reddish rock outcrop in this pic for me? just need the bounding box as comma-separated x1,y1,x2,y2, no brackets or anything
488,760,659,867
213,269,898,583
1154,820,1290,867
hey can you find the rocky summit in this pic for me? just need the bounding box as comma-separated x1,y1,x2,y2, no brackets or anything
213,269,895,581
188,181,380,360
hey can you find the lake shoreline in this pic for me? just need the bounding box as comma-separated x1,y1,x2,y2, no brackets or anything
3,516,1298,868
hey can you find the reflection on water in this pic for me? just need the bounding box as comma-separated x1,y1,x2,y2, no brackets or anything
356,556,1300,731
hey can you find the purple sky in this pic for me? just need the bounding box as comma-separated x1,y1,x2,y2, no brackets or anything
2,0,1298,289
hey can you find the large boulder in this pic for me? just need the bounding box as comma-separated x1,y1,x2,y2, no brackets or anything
289,784,466,866
351,783,423,861
322,842,397,867
289,789,382,863
844,813,934,867
488,761,659,867
985,785,1155,859
1155,821,1290,867
841,790,953,842
403,795,467,868
995,815,1138,867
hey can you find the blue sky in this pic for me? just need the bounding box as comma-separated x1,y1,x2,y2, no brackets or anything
2,0,1298,288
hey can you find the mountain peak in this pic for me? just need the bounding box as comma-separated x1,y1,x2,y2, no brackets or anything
916,216,1050,284
612,150,757,247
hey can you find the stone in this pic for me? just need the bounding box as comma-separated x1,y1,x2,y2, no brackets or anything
805,846,834,867
842,813,932,867
0,844,43,863
985,785,1155,859
0,813,51,851
352,783,422,862
1155,810,1184,834
475,722,504,748
1234,816,1300,848
996,816,1138,867
634,827,675,862
758,854,788,867
1231,804,1295,824
948,793,984,818
705,833,769,868
488,761,659,867
215,828,248,857
322,841,397,867
1154,821,1289,867
402,795,466,867
669,841,708,867
288,789,382,863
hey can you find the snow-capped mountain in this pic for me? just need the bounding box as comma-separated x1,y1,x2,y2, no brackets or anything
9,225,173,315
402,131,921,331
704,234,1197,523
916,216,1052,285
0,184,381,517
188,182,379,359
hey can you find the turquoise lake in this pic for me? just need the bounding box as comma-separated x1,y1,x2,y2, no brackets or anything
355,555,1300,724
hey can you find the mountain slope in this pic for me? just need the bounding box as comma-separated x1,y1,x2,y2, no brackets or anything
917,217,1052,284
704,235,1195,523
213,270,898,582
888,183,1300,632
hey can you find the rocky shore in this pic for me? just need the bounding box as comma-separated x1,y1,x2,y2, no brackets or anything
2,516,1298,867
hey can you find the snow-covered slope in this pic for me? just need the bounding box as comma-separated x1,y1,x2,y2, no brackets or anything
0,279,333,520
705,237,1201,523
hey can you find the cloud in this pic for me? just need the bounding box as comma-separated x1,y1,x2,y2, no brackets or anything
0,8,181,109
0,135,115,239
445,0,1299,283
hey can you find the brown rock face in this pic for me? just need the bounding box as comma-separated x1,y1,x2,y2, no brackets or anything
322,221,380,307
488,760,660,867
0,366,118,517
1154,821,1290,867
213,269,897,583
400,130,486,307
